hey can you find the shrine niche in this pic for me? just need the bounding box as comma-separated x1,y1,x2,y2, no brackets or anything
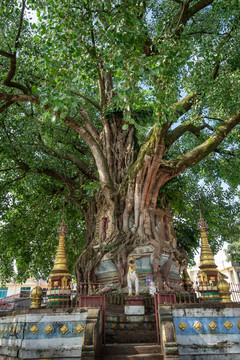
94,205,114,244
93,244,181,294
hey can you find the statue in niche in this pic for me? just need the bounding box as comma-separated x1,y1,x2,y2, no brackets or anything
127,256,139,296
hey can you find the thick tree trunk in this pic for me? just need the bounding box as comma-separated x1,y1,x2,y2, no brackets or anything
75,170,187,292
75,110,187,293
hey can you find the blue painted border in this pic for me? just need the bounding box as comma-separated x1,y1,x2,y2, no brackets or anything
173,317,240,335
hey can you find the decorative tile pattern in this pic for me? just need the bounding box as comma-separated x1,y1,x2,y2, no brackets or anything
60,324,69,335
120,323,126,329
9,326,12,333
12,326,16,334
45,325,53,334
224,320,233,330
129,323,135,330
30,325,39,335
4,326,8,334
76,324,83,333
17,326,21,334
193,321,202,331
209,321,217,331
111,323,116,330
179,322,187,331
174,317,240,335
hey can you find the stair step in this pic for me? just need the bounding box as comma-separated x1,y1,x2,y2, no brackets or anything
103,343,162,355
101,355,163,360
106,330,157,343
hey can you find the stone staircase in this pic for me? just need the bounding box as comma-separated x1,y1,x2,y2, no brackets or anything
102,343,163,359
99,303,163,360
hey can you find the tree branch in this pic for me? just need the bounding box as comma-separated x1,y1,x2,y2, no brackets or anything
15,0,26,49
1,172,27,187
58,113,114,191
79,105,100,144
171,91,197,119
128,92,197,178
0,1,28,93
166,120,207,149
32,140,98,181
214,148,239,159
170,0,215,35
184,0,215,23
0,91,112,191
71,91,101,110
0,50,14,59
62,152,98,181
0,101,14,113
165,111,240,172
0,93,39,104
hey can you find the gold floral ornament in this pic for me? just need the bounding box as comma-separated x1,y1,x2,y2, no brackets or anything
193,321,202,331
9,326,12,333
224,320,233,330
4,326,8,333
45,325,53,334
60,325,69,335
17,326,21,334
12,326,16,334
209,321,217,331
30,325,39,335
76,324,83,333
179,322,187,331
237,321,240,330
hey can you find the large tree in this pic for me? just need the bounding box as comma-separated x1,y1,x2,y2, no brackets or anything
0,0,240,285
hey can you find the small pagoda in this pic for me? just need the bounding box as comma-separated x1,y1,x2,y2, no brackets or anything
197,214,220,300
47,218,72,306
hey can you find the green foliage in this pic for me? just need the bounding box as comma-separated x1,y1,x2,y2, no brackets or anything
0,173,85,284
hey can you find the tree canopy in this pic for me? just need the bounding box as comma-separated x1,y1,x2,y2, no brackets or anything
0,0,240,284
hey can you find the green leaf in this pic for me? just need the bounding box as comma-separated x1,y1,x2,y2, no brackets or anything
60,112,67,119
32,86,38,94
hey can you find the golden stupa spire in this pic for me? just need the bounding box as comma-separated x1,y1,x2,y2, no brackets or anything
51,218,70,275
197,213,217,270
47,215,72,304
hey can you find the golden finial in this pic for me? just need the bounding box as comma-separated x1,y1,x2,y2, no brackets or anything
30,286,43,309
47,214,72,305
51,218,70,274
217,273,232,303
197,214,217,270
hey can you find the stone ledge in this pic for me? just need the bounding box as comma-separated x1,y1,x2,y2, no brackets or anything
172,302,240,310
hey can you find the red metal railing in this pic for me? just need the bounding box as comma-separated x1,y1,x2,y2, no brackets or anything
154,281,240,305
